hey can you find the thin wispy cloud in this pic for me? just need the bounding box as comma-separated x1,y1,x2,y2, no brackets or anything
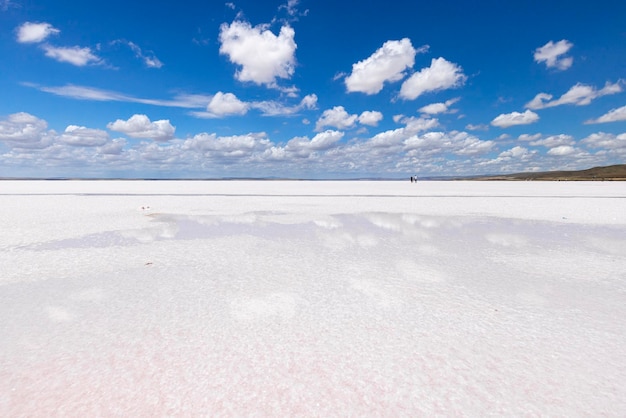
585,105,626,124
25,83,212,108
1,0,18,11
112,40,163,68
42,45,102,66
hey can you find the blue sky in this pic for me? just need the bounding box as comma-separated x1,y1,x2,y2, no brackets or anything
1,0,625,178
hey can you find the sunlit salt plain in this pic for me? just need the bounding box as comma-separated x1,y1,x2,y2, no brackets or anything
1,180,625,416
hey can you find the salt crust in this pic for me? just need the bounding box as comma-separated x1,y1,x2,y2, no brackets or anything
1,181,625,415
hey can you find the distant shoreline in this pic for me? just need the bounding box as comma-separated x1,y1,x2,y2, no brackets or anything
1,163,624,181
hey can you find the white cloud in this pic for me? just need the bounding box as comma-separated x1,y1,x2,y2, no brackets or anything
585,105,626,124
207,92,250,117
518,133,542,142
465,123,489,131
314,107,382,132
526,81,623,110
113,40,163,68
183,132,271,158
252,93,317,116
366,116,439,149
404,131,494,156
399,57,467,100
498,146,531,159
358,111,383,126
491,110,539,128
107,114,175,142
286,130,344,155
99,138,126,155
279,0,302,17
0,112,52,148
16,22,59,43
345,39,424,95
59,126,109,147
547,145,576,156
534,40,573,70
419,98,460,115
529,134,574,148
42,45,102,66
315,106,358,131
402,116,440,134
582,132,626,150
29,83,213,109
1,0,17,11
219,20,296,86
191,93,318,119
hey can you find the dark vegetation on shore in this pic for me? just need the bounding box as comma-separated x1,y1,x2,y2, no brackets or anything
472,164,626,181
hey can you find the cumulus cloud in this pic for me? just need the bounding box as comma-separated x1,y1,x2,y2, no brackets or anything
99,138,126,155
585,105,626,124
534,40,573,70
404,131,495,156
314,107,383,131
399,58,467,100
402,116,440,134
528,134,574,148
498,146,532,159
183,132,270,158
344,39,424,94
358,111,383,126
582,132,626,150
465,123,489,131
526,81,623,110
518,133,542,142
219,20,296,86
4,110,617,178
0,112,52,148
365,116,439,149
42,45,102,66
491,110,539,128
16,22,59,43
547,145,576,156
315,106,358,131
252,93,317,116
207,92,250,117
285,130,344,155
59,126,109,147
107,114,175,141
419,98,460,115
191,93,317,119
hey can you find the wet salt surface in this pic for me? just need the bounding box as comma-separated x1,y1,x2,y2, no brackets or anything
1,181,625,416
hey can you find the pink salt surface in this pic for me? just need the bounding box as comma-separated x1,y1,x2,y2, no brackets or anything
1,181,625,416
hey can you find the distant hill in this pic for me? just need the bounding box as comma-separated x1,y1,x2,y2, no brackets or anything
475,164,626,181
